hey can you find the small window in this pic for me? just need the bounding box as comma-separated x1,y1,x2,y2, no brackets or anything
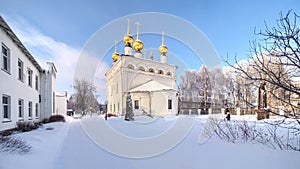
168,99,172,110
28,101,32,118
149,68,154,73
134,100,139,109
113,104,115,112
35,75,39,90
167,72,172,76
127,64,134,69
35,103,39,118
28,69,33,87
138,66,145,71
2,95,11,121
2,44,10,73
18,59,24,81
158,70,164,75
18,99,24,118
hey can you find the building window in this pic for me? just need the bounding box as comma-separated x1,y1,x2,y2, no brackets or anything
18,59,24,81
2,44,10,73
158,70,164,75
149,68,154,73
28,101,32,119
28,69,33,87
35,103,39,118
127,64,134,69
134,100,139,109
138,66,145,71
2,95,11,121
18,99,24,118
167,72,172,76
35,75,39,90
168,99,172,110
113,104,115,112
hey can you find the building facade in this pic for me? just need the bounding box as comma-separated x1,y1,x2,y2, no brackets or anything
106,20,178,116
0,16,57,131
55,91,67,116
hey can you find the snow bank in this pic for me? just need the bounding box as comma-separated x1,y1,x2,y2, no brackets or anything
0,116,299,169
0,121,71,169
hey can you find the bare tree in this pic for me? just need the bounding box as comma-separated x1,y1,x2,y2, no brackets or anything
71,78,99,115
226,10,300,120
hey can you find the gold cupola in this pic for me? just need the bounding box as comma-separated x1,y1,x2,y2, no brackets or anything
123,18,134,46
159,32,168,55
133,22,144,51
112,40,119,62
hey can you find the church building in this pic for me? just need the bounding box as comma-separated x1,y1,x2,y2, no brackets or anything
106,19,178,116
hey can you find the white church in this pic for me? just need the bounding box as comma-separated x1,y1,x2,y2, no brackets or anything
106,19,178,116
0,16,66,131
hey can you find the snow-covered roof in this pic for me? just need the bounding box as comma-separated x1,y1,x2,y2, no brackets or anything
130,80,175,92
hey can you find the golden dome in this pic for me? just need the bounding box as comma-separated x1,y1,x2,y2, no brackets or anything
133,39,143,51
159,45,168,54
123,34,134,46
112,52,119,62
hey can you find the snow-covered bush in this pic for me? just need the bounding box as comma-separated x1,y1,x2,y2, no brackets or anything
49,115,65,123
205,118,300,151
0,136,31,154
16,121,42,132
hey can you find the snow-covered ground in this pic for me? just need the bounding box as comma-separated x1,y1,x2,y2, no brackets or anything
0,115,299,169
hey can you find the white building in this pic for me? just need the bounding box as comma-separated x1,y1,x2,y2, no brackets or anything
55,91,67,116
106,20,178,116
0,15,57,131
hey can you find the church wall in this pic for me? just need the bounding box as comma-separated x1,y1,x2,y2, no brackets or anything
151,90,178,116
106,61,123,116
131,92,150,115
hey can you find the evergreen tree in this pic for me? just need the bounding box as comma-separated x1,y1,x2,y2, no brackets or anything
125,92,134,121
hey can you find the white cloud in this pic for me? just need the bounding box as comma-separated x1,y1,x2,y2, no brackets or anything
3,15,109,99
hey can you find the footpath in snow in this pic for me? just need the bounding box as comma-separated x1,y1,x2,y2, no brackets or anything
0,115,299,169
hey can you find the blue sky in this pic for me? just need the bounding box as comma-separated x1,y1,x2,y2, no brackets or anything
0,0,299,102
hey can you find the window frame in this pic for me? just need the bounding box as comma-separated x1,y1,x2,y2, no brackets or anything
18,98,24,119
149,68,154,73
134,100,139,110
35,75,39,90
35,103,39,118
18,59,24,82
28,101,32,119
2,94,11,122
28,68,33,87
1,44,10,73
168,99,172,110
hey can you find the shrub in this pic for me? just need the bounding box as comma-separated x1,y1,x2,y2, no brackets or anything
42,118,50,124
0,128,18,136
107,113,117,118
0,136,31,154
49,115,65,123
16,121,41,132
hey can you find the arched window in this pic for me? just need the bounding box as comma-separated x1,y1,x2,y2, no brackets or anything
166,72,172,76
149,68,154,73
158,70,164,75
127,64,134,69
138,66,145,71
